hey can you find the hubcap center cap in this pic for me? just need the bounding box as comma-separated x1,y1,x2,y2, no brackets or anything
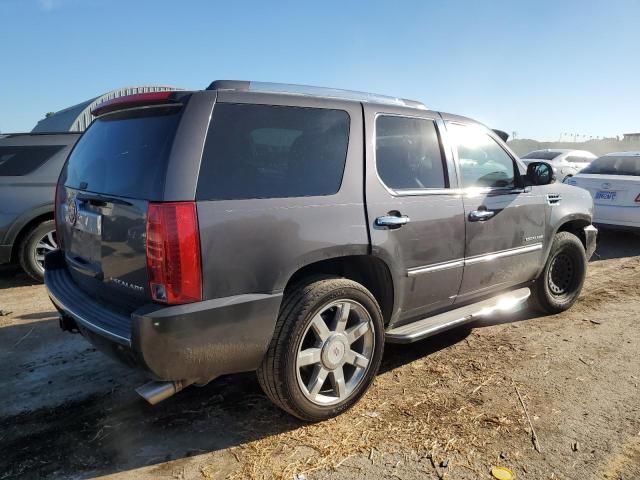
321,335,348,369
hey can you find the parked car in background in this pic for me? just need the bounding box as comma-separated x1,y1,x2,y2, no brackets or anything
566,152,640,230
0,132,81,281
521,149,596,182
46,81,596,421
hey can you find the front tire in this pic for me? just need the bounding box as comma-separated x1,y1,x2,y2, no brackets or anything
18,220,57,282
257,277,385,421
530,231,587,314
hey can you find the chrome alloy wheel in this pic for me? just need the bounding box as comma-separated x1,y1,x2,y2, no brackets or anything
34,230,57,272
296,299,375,406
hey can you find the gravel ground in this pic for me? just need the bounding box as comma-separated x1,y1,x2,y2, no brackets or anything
0,230,639,480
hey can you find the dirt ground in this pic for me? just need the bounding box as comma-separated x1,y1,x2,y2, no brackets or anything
1,230,639,480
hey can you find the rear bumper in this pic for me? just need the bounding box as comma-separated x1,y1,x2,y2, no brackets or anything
584,225,598,260
44,251,282,383
593,205,640,229
0,244,12,264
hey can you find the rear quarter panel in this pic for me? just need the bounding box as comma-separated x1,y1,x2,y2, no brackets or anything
195,93,368,299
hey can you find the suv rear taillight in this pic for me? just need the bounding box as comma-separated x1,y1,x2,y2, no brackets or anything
146,202,202,304
54,181,65,250
635,193,640,203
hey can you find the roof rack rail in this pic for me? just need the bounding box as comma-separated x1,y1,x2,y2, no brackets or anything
206,80,427,110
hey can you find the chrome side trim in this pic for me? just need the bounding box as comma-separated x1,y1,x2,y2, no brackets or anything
406,243,543,276
407,259,464,277
464,243,543,265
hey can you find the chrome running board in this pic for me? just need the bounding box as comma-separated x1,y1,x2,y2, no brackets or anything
385,288,531,344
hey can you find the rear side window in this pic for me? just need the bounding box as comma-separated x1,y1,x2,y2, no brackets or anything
375,116,447,190
197,103,350,200
0,145,64,176
64,107,182,199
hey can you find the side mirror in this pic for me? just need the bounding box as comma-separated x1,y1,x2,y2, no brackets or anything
526,161,555,186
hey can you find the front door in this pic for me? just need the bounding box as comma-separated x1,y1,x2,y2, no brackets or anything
444,122,547,303
364,106,466,325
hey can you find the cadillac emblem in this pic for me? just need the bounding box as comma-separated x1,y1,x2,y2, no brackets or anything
65,196,78,226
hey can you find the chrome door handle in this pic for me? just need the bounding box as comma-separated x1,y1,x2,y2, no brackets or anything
469,209,495,222
375,215,411,228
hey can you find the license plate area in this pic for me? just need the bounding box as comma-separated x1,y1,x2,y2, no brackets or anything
595,190,617,201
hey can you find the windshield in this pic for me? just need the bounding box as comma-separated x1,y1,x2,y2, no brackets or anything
64,106,182,199
521,151,561,160
580,155,640,176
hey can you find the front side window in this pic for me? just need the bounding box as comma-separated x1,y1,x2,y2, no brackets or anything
448,123,516,189
375,116,447,190
197,103,350,200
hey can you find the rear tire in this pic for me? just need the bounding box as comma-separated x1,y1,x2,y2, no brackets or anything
530,231,586,314
18,220,57,282
257,277,384,422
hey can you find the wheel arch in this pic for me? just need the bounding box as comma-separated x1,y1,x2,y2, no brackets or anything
283,254,396,326
9,207,55,263
554,215,592,250
536,214,592,278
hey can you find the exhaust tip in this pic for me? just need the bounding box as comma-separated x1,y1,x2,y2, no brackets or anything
135,379,193,405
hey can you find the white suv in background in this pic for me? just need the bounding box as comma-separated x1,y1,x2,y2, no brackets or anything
521,149,596,182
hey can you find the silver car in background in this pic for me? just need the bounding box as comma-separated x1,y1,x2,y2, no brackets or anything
521,149,596,182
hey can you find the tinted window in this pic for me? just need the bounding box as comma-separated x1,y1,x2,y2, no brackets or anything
197,103,350,200
449,123,516,188
521,151,560,160
0,145,64,176
581,155,640,176
375,116,446,190
64,107,182,199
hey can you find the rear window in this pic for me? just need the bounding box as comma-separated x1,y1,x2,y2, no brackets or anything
521,151,561,160
64,107,182,199
0,145,64,176
196,103,350,200
581,156,640,176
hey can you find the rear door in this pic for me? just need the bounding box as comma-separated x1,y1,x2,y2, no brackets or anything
364,105,465,324
444,122,546,303
58,103,188,312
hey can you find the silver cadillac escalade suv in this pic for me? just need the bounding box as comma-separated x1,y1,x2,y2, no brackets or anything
45,81,597,421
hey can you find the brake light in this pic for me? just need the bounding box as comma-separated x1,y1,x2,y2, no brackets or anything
54,180,65,250
91,92,177,117
636,193,640,203
146,202,202,304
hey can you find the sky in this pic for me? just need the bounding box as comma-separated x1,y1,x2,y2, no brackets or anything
1,0,639,140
